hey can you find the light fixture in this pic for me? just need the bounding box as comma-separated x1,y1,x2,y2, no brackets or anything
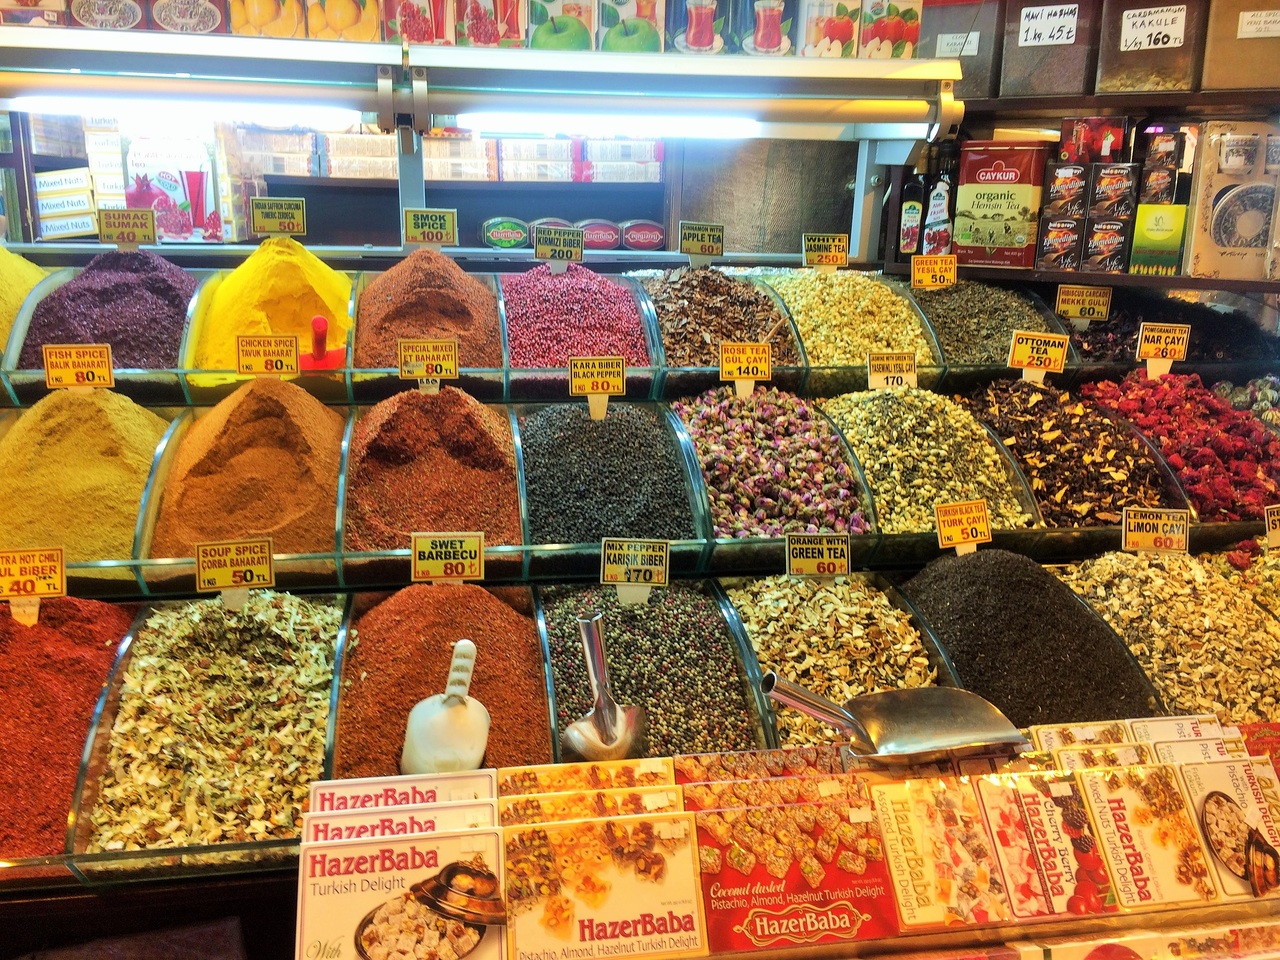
454,111,762,140
9,96,363,132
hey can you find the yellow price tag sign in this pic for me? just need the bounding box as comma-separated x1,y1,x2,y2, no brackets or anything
534,225,584,264
1136,322,1190,362
0,547,66,600
803,233,849,268
911,254,957,289
867,352,918,389
600,538,670,587
785,533,850,578
1007,330,1070,378
679,221,725,259
569,356,626,396
398,339,459,380
1267,504,1280,550
412,532,485,582
404,208,458,246
42,343,114,389
99,208,156,249
195,539,275,592
720,342,771,382
1055,284,1112,326
250,197,307,236
237,335,300,376
1122,507,1189,555
935,499,992,554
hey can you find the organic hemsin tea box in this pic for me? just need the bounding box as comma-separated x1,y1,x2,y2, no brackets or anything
955,140,1048,268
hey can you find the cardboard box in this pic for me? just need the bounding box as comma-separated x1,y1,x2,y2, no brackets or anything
598,0,664,50
858,0,920,57
499,785,683,825
1043,162,1089,217
1036,216,1085,270
525,0,595,46
303,799,499,844
386,0,454,41
228,0,303,36
1088,162,1140,219
955,140,1048,268
1058,116,1131,163
455,0,523,43
1080,217,1133,273
0,0,67,24
1179,758,1280,899
1129,203,1188,276
498,758,674,796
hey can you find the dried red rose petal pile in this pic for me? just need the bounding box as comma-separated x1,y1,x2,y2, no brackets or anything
1081,373,1280,521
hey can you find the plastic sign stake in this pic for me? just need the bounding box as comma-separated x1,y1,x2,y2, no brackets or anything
237,335,300,376
785,533,850,578
403,208,458,249
99,208,156,251
195,538,274,612
1267,504,1280,550
601,538,669,607
43,343,114,391
1122,506,1189,555
398,338,459,395
1007,330,1070,383
867,352,918,389
0,547,65,626
250,197,307,236
679,221,724,269
803,233,849,273
720,342,771,399
535,225,584,274
935,499,992,555
1136,322,1190,379
569,355,625,420
412,532,485,583
911,254,957,289
1055,284,1112,331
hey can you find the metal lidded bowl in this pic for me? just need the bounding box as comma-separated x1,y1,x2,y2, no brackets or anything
412,859,507,925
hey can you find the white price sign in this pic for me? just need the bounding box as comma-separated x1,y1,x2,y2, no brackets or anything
1018,3,1078,46
936,31,980,56
1238,9,1280,36
1120,4,1185,50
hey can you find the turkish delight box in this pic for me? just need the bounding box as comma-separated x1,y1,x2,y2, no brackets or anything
1128,715,1224,743
872,777,1014,930
682,771,893,814
975,772,1119,920
303,799,499,844
498,758,674,796
499,785,684,825
1031,721,1131,752
1052,743,1152,771
955,141,1048,268
1179,758,1280,899
1152,738,1235,764
674,746,844,784
504,812,707,960
1077,765,1219,908
310,771,498,814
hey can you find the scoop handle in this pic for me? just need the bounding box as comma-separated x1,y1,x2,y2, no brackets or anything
578,612,619,744
761,672,876,755
311,315,328,360
444,638,477,704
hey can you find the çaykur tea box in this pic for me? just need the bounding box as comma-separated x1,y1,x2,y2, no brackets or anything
955,140,1048,269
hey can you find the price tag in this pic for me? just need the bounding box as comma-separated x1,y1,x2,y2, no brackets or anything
42,343,114,390
237,335,300,376
785,533,850,578
250,197,307,236
679,221,724,268
1136,322,1190,379
935,499,992,555
1007,330,1070,382
1239,9,1280,37
720,342,771,399
601,537,669,606
1122,507,1189,554
1120,4,1185,51
0,547,65,627
936,30,981,55
569,355,626,420
404,208,458,247
1266,504,1280,549
398,338,459,394
535,225,584,273
412,532,485,583
98,208,155,251
1055,284,1113,331
1018,2,1078,46
196,538,274,611
911,254,957,289
803,233,849,272
867,352,918,389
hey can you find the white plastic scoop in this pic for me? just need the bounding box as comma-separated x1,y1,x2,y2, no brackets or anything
401,638,491,775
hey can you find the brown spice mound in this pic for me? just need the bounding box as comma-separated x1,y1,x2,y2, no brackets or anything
354,249,502,368
336,584,553,776
344,388,522,551
150,379,345,558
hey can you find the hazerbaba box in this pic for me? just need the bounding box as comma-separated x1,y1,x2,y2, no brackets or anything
1052,744,1153,771
1153,739,1237,764
673,746,844,784
1077,765,1219,908
310,771,498,814
504,812,708,960
499,785,684,826
1179,758,1280,899
682,771,885,814
303,799,499,844
1128,715,1224,743
1031,721,1130,752
873,777,1014,930
296,828,507,960
975,772,1119,920
498,758,674,796
955,141,1049,269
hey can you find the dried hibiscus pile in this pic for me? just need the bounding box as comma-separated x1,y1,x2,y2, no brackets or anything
1081,373,1280,521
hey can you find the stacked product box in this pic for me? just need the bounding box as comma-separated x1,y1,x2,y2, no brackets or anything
499,138,576,182
0,0,66,24
425,135,499,180
1131,129,1192,275
321,133,398,179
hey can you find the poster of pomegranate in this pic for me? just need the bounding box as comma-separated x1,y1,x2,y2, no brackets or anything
124,134,223,242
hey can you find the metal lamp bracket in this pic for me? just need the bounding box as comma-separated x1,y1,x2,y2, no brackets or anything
410,65,430,135
376,63,396,134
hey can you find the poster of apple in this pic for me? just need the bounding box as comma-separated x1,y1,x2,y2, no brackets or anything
527,0,596,48
598,0,665,50
859,0,919,58
798,0,856,55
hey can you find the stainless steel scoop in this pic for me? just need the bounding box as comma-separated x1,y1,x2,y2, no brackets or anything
560,612,647,762
762,673,1031,765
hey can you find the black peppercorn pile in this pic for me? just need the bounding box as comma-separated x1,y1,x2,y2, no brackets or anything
900,549,1162,727
542,583,761,757
1068,290,1274,363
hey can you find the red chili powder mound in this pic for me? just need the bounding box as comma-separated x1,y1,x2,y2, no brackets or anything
344,387,522,551
335,584,553,778
0,598,137,858
354,249,502,368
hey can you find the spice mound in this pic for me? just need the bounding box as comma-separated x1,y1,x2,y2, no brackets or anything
641,266,800,367
336,584,552,777
1059,551,1280,725
18,252,196,369
0,390,167,562
910,281,1050,365
1207,537,1280,615
822,387,1035,535
354,249,501,369
674,386,869,539
1070,290,1274,363
542,582,760,757
520,404,696,544
1081,373,1280,521
726,575,937,746
763,270,934,366
0,598,136,859
150,378,345,558
0,245,46,352
344,388,521,552
195,237,351,371
902,549,1161,727
84,591,339,851
501,263,649,368
962,379,1183,527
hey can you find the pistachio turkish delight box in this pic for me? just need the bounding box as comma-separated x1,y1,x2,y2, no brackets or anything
310,771,498,814
504,812,708,960
1052,743,1152,771
296,827,506,960
303,799,499,844
1179,758,1280,899
498,785,684,826
1127,714,1223,743
1077,765,1219,908
683,772,907,813
1153,738,1236,764
498,758,674,796
1031,720,1130,752
673,745,844,784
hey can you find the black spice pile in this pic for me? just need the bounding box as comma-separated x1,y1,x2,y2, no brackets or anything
909,281,1050,365
900,549,1163,727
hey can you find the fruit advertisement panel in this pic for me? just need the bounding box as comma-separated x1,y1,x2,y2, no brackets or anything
387,0,454,40
665,0,730,51
527,0,595,47
598,0,664,50
148,0,229,31
730,0,794,52
229,0,303,33
305,0,382,39
859,0,920,57
798,0,858,56
457,0,524,41
124,135,224,243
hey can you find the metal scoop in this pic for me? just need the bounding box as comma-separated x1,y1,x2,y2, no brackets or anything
762,673,1031,765
561,612,647,762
